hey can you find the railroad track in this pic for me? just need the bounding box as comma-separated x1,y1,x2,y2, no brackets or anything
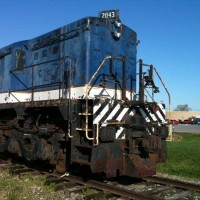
143,176,200,199
0,158,200,200
144,175,200,192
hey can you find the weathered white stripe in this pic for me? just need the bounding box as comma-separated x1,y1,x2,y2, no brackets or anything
138,108,150,122
158,103,166,115
0,85,135,104
101,103,121,127
0,92,31,103
116,107,129,121
93,101,102,114
146,107,157,121
139,108,154,134
156,103,166,123
93,104,110,124
115,110,135,139
116,127,124,139
88,86,134,100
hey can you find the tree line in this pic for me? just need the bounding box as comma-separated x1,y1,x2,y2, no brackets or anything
174,104,191,111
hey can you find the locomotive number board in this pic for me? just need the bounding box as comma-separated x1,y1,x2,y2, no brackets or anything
100,10,119,19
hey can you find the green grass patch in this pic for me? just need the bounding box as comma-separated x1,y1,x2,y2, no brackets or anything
0,171,64,200
82,188,108,200
157,133,200,181
82,188,97,196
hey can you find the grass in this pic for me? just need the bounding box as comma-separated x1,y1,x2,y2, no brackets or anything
157,133,200,181
0,171,64,200
82,188,108,200
0,170,107,200
82,188,97,196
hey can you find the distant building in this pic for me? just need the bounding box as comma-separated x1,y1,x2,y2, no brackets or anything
166,111,200,120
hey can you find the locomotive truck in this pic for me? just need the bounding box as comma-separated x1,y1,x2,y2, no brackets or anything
0,10,168,178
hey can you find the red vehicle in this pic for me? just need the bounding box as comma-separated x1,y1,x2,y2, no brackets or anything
169,120,179,124
183,119,191,124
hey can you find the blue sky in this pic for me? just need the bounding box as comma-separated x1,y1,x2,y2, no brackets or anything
0,0,200,110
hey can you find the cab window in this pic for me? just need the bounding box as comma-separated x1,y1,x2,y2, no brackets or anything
0,57,4,88
16,50,25,70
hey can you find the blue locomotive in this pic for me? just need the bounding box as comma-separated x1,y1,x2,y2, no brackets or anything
0,10,168,178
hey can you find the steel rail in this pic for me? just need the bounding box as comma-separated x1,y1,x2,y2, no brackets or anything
144,175,200,192
57,174,162,200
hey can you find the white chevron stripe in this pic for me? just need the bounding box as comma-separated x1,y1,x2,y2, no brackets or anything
116,107,129,121
93,103,110,124
101,103,121,127
114,108,129,139
116,127,124,139
156,103,166,123
146,107,158,121
139,108,150,122
139,108,155,134
93,101,102,114
116,110,135,139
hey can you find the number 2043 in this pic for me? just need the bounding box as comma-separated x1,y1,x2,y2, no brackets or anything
101,11,116,19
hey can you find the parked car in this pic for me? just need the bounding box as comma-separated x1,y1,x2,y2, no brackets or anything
183,119,191,124
191,118,200,125
169,119,179,124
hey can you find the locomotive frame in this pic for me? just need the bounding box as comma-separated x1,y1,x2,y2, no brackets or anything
0,10,169,178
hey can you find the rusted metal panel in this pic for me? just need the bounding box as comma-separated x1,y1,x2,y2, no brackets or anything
90,142,124,178
124,154,156,178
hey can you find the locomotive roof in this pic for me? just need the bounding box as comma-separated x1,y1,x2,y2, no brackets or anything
0,16,136,57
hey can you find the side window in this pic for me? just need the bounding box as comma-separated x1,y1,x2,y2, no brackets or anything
34,52,38,60
16,50,25,70
53,46,59,54
42,49,47,57
0,58,4,89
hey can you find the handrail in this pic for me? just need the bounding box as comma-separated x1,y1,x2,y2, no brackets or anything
9,56,73,101
153,67,171,111
85,56,112,141
138,59,170,112
153,66,172,140
85,56,125,143
87,56,112,86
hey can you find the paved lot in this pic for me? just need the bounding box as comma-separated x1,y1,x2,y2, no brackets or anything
173,124,200,134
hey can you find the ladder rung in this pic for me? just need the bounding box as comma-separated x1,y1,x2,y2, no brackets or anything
102,121,126,125
78,113,92,115
76,128,93,131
